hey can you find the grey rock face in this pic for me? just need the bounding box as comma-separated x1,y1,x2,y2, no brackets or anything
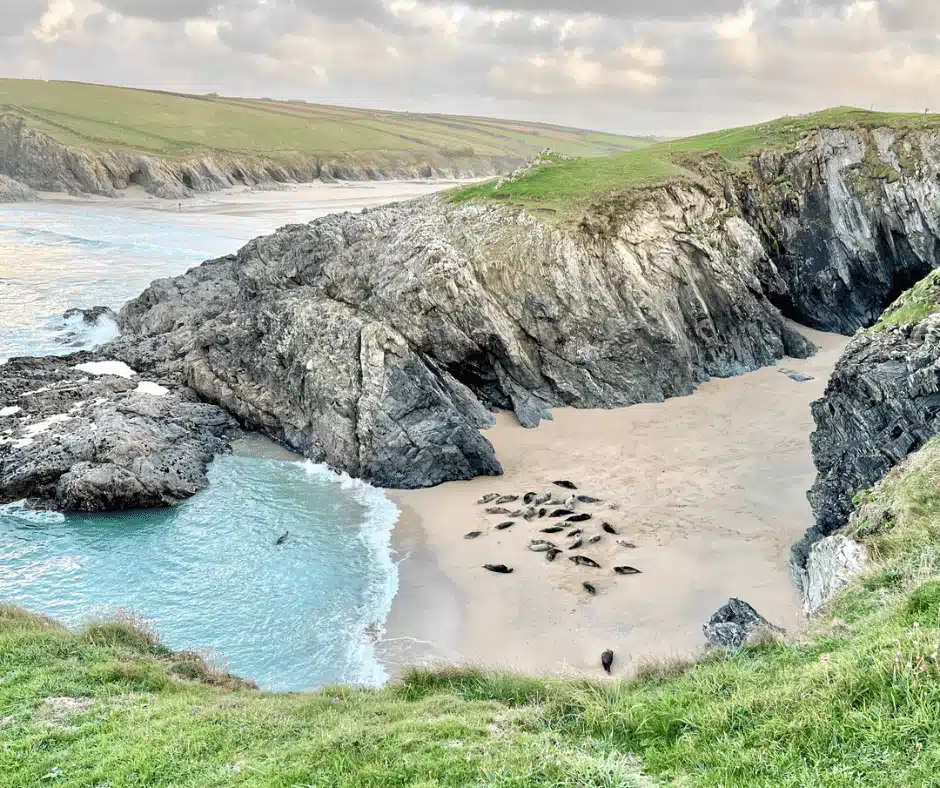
0,173,35,203
111,186,813,488
803,312,940,556
742,129,940,334
703,598,785,650
794,534,869,616
0,355,234,511
0,114,521,200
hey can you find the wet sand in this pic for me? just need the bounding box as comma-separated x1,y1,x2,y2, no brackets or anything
36,180,467,222
381,325,850,678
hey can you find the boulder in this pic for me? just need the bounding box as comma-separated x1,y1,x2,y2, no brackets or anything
703,598,785,650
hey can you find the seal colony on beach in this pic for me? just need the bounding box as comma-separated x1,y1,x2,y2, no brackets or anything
473,480,643,648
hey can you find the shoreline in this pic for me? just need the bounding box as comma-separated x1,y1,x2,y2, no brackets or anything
380,325,850,678
24,178,475,218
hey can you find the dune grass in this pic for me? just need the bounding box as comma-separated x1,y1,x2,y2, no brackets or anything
0,79,651,164
6,432,940,785
451,106,940,223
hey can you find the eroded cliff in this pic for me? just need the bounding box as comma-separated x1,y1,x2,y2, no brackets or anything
0,114,520,199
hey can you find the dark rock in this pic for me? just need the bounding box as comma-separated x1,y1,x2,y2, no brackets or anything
778,368,814,382
0,355,234,512
801,311,940,565
63,306,117,325
703,598,784,649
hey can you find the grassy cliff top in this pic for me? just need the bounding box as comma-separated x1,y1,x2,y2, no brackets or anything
451,106,940,221
0,79,652,162
6,429,940,785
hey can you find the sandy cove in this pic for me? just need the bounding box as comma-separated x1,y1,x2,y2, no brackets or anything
379,325,850,678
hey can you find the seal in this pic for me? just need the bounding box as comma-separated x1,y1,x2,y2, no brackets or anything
569,556,601,568
275,531,289,545
565,494,577,509
483,564,513,574
567,528,583,537
614,566,642,575
523,505,539,521
589,535,602,544
538,508,547,518
534,492,552,506
495,495,519,505
601,650,614,674
602,522,619,535
546,548,562,562
540,525,565,534
566,513,592,523
529,540,557,552
569,535,583,550
617,540,638,549
577,495,602,504
477,493,500,505
523,492,537,504
549,509,574,518
464,531,483,539
583,582,597,596
486,507,512,515
553,480,578,490
495,521,515,531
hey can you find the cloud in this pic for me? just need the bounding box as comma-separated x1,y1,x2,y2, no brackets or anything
2,0,939,136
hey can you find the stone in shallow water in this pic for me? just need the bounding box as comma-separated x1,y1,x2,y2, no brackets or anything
703,598,785,650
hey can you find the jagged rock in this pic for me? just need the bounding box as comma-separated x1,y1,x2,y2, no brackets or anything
0,114,521,200
793,534,869,615
0,173,35,202
0,355,234,511
108,186,814,488
803,308,940,559
703,598,785,649
742,128,940,334
63,306,117,325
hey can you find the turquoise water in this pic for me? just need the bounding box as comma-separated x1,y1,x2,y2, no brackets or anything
0,196,407,689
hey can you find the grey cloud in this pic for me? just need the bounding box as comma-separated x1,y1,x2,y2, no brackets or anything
2,0,48,37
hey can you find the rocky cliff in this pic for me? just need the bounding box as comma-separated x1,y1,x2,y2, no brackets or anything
796,280,940,567
0,114,521,200
104,182,817,489
0,172,35,202
5,123,940,505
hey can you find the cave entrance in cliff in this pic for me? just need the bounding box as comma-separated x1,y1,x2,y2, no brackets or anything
128,170,145,187
181,173,194,190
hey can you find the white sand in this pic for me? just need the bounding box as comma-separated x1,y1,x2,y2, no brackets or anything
381,325,850,678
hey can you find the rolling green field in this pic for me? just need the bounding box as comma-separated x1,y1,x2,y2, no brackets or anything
5,421,940,786
0,79,652,163
452,107,940,221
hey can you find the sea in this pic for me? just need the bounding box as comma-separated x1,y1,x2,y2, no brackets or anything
0,183,447,690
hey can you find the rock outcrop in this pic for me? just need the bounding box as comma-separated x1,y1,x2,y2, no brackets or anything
741,128,940,334
0,172,35,202
703,598,785,649
0,114,520,200
106,186,813,488
794,534,869,615
0,355,234,511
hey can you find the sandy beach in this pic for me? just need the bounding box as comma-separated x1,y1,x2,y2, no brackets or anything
36,179,468,221
381,325,850,678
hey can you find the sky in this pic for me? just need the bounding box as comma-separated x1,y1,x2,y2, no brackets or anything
2,0,939,136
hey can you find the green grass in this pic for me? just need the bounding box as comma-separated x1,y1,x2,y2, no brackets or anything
0,79,652,165
872,269,940,330
8,431,940,785
451,106,940,223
